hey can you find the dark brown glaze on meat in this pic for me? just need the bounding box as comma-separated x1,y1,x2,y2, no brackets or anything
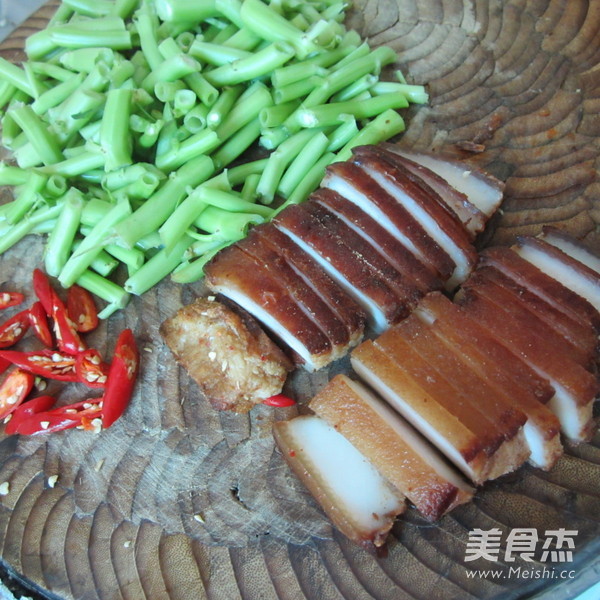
375,145,487,237
457,287,600,406
252,224,366,344
312,188,445,294
462,268,596,368
465,266,598,365
479,247,600,332
273,203,408,326
238,228,351,356
204,243,333,367
323,161,457,281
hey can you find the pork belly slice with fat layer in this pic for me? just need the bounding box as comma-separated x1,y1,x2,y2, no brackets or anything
479,247,600,333
322,161,456,282
204,244,333,370
513,236,600,313
239,228,352,362
351,147,477,289
252,224,366,347
309,375,474,521
457,289,599,442
273,415,406,552
373,145,487,238
378,316,530,464
352,340,512,485
312,188,444,294
384,145,504,218
540,226,600,274
273,203,407,333
415,293,562,470
462,269,596,369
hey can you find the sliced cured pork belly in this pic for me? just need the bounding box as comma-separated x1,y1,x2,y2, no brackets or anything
309,375,474,521
375,145,487,238
252,224,366,347
273,415,406,552
463,265,597,365
479,246,600,333
462,269,596,369
204,244,333,370
513,236,600,313
273,203,409,333
415,293,562,470
457,288,599,442
351,147,477,289
352,339,517,485
540,226,600,275
312,188,444,294
239,228,352,363
322,161,456,282
385,145,504,219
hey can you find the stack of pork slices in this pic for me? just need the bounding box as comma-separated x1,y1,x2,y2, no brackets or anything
204,144,504,371
274,227,600,552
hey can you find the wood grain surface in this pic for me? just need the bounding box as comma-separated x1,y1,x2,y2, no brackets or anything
1,1,600,599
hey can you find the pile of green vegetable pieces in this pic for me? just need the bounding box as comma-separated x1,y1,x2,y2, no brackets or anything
0,0,427,317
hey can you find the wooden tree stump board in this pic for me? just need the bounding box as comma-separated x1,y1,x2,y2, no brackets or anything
1,1,600,599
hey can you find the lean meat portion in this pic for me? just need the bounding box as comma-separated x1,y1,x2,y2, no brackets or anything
272,415,406,553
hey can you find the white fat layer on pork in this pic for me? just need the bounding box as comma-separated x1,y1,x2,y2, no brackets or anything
351,357,476,480
541,233,600,275
275,225,389,333
515,245,600,311
346,378,473,493
391,150,502,217
548,385,593,443
209,285,319,372
321,174,425,263
288,416,405,529
363,166,471,289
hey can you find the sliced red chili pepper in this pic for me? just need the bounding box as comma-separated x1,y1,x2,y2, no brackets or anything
262,394,296,407
32,269,55,316
102,329,139,428
0,356,9,375
4,395,56,434
0,291,25,310
0,309,31,348
0,349,78,382
28,301,53,347
51,296,86,355
67,285,98,333
76,348,109,389
0,368,35,420
7,398,102,435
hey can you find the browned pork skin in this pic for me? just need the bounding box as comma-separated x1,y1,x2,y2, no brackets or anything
252,225,366,346
322,161,456,282
313,188,444,294
479,247,600,332
415,293,562,470
309,375,474,521
462,268,596,369
352,340,513,484
204,244,333,370
352,147,478,289
463,265,597,364
513,236,600,313
374,146,487,238
457,288,599,442
239,228,352,362
273,203,408,333
541,226,600,275
273,415,406,553
384,145,505,218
